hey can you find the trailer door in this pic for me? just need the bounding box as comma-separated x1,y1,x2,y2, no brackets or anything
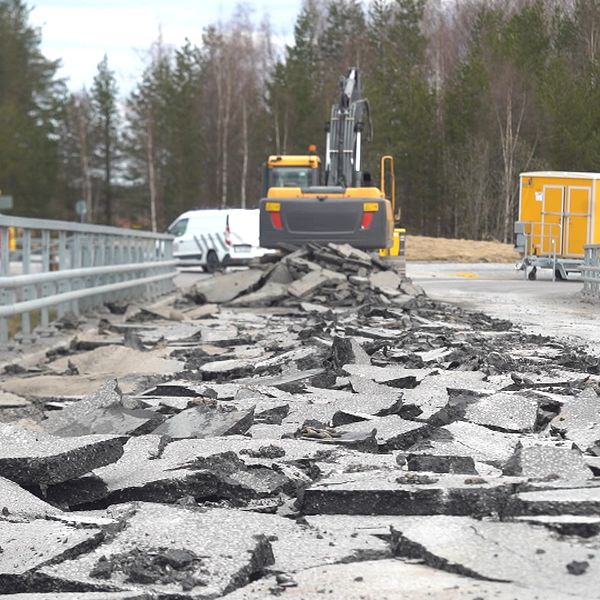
541,186,564,255
564,186,591,257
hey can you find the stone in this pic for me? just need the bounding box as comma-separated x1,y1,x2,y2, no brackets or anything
502,443,593,480
253,347,315,373
136,396,196,412
47,405,164,438
153,405,254,439
46,346,184,378
402,371,491,422
299,302,330,314
551,393,600,454
235,368,326,393
0,375,141,402
182,303,219,320
39,503,274,597
301,471,517,516
410,421,520,467
0,391,30,408
400,280,424,296
136,322,203,344
45,475,110,509
509,485,600,516
406,453,477,474
75,436,291,507
0,476,62,520
337,416,430,451
515,515,600,538
391,516,600,598
348,375,398,397
140,301,184,321
287,269,345,298
298,425,378,452
199,358,254,378
330,336,370,368
585,455,600,475
228,282,288,307
0,424,124,486
0,519,104,593
285,392,402,428
342,364,433,387
266,261,295,285
227,397,289,424
197,323,240,344
186,269,263,303
41,380,163,437
222,559,586,600
369,270,402,293
464,392,539,432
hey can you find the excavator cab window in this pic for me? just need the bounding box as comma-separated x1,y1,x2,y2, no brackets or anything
270,167,312,188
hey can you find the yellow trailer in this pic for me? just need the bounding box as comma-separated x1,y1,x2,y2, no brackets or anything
515,171,600,280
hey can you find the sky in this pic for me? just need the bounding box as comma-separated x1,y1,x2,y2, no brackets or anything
29,0,303,93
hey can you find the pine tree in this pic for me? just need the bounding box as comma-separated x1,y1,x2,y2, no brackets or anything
0,0,65,217
91,54,119,224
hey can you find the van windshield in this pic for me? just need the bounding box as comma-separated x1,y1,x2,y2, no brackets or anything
167,218,188,237
270,167,312,188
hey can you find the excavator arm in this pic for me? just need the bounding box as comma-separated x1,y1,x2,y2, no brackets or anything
325,67,372,188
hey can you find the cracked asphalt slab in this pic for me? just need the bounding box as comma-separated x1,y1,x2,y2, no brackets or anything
0,243,599,598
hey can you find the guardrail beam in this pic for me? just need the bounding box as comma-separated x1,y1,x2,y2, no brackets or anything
0,216,176,348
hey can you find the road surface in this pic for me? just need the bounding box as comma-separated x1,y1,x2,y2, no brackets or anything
408,262,600,348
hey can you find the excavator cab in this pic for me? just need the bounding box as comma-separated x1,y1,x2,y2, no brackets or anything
261,155,321,196
259,67,400,254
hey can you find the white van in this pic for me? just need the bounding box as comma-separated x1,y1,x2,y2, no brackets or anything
166,209,271,272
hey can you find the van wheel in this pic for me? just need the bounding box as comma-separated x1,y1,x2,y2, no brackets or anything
205,251,220,274
527,266,537,281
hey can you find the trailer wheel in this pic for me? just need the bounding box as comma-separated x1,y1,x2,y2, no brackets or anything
527,266,537,281
205,250,220,274
555,268,567,281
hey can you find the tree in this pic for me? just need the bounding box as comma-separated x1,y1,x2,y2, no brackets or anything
0,0,65,217
59,90,97,221
92,54,119,224
124,40,173,230
365,0,440,233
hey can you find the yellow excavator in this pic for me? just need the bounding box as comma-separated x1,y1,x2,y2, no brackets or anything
259,67,404,262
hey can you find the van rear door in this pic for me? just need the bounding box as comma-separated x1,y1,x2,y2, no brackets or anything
228,209,260,248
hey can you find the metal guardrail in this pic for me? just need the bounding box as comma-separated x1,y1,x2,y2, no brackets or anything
582,244,600,300
0,216,176,345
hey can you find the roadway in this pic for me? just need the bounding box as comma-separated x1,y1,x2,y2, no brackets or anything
408,262,600,347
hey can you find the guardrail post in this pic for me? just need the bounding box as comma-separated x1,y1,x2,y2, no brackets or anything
0,288,9,344
0,227,9,276
582,244,600,302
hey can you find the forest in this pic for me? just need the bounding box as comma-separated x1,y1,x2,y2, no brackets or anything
1,0,600,241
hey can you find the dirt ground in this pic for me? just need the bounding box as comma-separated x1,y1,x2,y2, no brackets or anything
406,235,520,263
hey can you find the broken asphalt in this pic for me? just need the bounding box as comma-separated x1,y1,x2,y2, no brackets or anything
0,242,599,599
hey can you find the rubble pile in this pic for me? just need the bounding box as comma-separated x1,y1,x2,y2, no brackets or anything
0,244,599,598
184,243,419,310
